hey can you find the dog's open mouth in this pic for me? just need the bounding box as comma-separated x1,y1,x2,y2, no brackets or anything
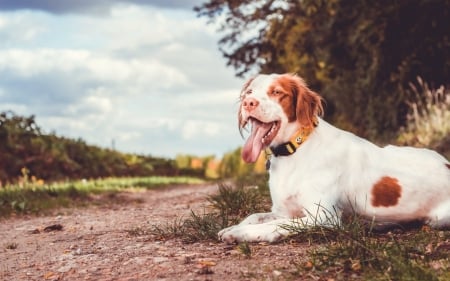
242,117,280,163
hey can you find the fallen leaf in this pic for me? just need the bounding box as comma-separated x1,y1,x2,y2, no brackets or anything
43,271,55,280
351,259,362,272
197,260,216,267
304,261,314,270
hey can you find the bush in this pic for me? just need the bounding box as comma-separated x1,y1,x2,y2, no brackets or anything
398,78,450,158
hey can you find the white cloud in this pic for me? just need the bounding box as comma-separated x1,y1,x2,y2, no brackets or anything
182,120,221,140
0,0,203,14
0,12,47,45
0,3,244,157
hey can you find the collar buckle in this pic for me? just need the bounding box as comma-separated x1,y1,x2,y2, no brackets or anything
268,118,318,158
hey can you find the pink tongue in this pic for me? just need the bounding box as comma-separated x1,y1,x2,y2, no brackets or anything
242,121,271,163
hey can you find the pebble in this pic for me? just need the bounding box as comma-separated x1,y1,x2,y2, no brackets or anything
153,256,169,263
273,270,282,277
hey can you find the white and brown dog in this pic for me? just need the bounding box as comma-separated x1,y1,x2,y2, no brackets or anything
219,73,450,244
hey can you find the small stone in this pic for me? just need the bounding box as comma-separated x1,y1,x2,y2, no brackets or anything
153,256,169,263
273,270,282,277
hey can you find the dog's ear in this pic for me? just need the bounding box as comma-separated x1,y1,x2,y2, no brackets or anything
289,74,323,128
238,77,255,136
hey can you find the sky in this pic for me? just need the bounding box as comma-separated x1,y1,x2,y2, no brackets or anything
0,0,246,158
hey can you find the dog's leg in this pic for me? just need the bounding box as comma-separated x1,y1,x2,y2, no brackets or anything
219,209,341,244
429,200,450,229
218,212,284,241
219,217,292,244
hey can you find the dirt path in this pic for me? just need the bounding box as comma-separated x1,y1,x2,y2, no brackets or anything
0,184,310,281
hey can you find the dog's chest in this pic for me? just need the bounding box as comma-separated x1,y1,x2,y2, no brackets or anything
268,157,309,216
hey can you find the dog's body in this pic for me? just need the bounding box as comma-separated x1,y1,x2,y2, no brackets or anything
219,73,450,244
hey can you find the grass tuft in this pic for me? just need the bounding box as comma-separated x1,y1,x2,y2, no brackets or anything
207,182,270,225
238,241,252,259
148,211,223,243
398,78,450,158
148,179,271,243
283,208,450,280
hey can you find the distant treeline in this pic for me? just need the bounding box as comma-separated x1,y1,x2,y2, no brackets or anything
0,111,206,184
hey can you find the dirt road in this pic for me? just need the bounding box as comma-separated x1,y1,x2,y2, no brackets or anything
0,184,309,281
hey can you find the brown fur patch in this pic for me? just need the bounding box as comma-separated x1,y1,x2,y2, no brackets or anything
270,74,323,128
284,195,305,218
371,176,402,207
268,76,297,122
446,163,450,170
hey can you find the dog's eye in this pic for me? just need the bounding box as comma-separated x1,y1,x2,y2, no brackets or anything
273,90,282,95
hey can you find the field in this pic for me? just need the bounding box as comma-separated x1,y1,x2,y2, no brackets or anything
0,176,449,280
0,176,204,218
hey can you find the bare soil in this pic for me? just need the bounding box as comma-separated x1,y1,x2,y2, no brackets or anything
0,184,311,281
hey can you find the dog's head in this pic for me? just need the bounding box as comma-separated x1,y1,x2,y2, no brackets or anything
239,73,323,163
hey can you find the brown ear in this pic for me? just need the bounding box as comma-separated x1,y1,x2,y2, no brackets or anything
240,77,254,99
290,75,323,128
238,77,254,135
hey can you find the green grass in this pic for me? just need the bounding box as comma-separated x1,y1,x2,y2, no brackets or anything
146,179,271,243
144,173,449,281
283,210,450,280
0,176,205,217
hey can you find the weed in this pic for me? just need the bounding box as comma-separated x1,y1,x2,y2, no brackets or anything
148,211,223,243
398,78,450,154
182,211,224,243
149,182,271,243
207,183,270,225
238,241,252,259
150,217,187,240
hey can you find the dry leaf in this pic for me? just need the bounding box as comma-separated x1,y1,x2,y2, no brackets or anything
351,259,362,271
197,260,216,267
43,271,55,280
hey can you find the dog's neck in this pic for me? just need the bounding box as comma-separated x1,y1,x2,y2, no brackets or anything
267,118,318,157
264,118,318,170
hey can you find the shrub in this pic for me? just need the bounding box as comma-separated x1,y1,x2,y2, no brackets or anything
398,78,450,155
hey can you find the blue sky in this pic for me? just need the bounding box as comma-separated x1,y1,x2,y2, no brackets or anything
0,0,245,158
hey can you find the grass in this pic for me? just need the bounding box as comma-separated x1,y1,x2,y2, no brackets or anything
151,210,225,243
283,210,450,280
145,173,449,281
146,175,271,243
398,78,450,158
0,176,204,217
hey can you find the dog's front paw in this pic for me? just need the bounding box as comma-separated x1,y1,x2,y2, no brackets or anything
218,224,286,244
217,225,237,242
219,226,248,244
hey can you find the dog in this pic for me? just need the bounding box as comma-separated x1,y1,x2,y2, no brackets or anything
219,73,450,244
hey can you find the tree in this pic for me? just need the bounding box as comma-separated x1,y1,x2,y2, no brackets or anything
0,111,188,183
196,0,450,138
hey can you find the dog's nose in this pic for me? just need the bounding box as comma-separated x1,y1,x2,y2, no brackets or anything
242,97,259,111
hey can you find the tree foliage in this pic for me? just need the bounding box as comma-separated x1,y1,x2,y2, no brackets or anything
0,111,194,184
196,0,450,138
218,147,266,178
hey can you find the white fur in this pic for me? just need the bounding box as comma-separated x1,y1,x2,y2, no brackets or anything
219,74,450,244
